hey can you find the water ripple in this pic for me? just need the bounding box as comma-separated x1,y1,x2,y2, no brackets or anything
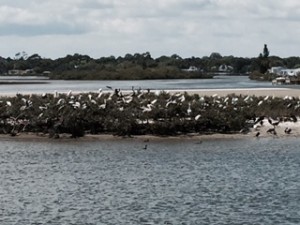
1,138,300,224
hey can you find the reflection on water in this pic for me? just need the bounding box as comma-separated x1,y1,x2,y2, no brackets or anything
1,138,300,224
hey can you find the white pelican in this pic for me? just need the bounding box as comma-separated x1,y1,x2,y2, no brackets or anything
187,103,192,115
195,114,201,120
257,100,263,106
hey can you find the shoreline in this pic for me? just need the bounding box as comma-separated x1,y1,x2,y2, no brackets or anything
0,129,298,142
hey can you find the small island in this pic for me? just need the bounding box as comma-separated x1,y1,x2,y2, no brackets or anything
0,88,299,139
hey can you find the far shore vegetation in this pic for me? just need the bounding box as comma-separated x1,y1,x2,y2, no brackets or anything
1,46,300,80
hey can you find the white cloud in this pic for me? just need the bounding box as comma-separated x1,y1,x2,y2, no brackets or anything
0,0,299,58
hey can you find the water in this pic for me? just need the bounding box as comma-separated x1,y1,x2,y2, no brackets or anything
0,75,296,95
1,137,300,224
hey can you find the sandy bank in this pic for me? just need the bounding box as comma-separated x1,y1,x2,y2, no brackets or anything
0,124,298,143
169,88,300,97
1,87,300,98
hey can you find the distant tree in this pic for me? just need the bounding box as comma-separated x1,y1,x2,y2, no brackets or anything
209,52,222,59
257,44,270,73
263,44,269,58
27,54,42,61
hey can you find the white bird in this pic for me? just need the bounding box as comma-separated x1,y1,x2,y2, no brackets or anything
90,99,97,104
195,114,201,120
166,100,176,107
187,103,192,115
99,100,107,109
244,95,250,102
123,96,133,104
257,100,263,106
6,101,11,107
151,99,157,105
97,89,103,98
141,104,152,112
53,90,58,98
20,106,27,111
73,102,81,109
57,98,65,105
178,95,185,102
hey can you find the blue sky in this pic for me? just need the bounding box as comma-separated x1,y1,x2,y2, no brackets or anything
0,0,299,59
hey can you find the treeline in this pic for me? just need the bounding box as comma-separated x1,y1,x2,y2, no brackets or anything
1,51,300,80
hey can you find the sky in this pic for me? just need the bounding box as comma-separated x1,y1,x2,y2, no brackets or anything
0,0,299,59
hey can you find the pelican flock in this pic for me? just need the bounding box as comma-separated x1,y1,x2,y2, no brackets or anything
0,89,299,138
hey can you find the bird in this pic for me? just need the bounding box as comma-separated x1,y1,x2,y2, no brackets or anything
187,103,192,115
67,90,72,96
285,127,292,134
255,132,260,137
257,100,263,106
195,114,201,121
267,128,276,135
106,86,113,90
143,144,148,150
268,118,280,127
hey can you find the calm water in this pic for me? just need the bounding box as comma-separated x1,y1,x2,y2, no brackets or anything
1,137,300,224
0,75,294,95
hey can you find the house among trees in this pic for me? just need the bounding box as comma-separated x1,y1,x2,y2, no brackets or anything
8,69,35,75
269,66,300,76
270,66,300,85
182,66,201,72
218,64,233,72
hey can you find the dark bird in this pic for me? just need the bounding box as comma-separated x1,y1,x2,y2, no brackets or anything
255,116,265,124
267,128,276,135
291,115,297,122
106,86,113,90
268,117,280,127
268,118,273,125
285,127,292,134
143,144,148,150
255,132,260,137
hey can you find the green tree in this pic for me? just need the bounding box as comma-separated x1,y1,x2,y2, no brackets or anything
258,44,270,74
263,44,269,58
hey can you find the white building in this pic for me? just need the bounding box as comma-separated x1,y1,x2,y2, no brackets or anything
280,68,300,76
269,66,300,76
182,66,200,72
268,66,286,75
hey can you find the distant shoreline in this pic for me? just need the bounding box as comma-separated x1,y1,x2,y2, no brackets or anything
0,81,49,85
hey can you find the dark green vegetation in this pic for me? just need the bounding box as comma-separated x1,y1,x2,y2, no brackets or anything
0,90,299,138
1,49,300,80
